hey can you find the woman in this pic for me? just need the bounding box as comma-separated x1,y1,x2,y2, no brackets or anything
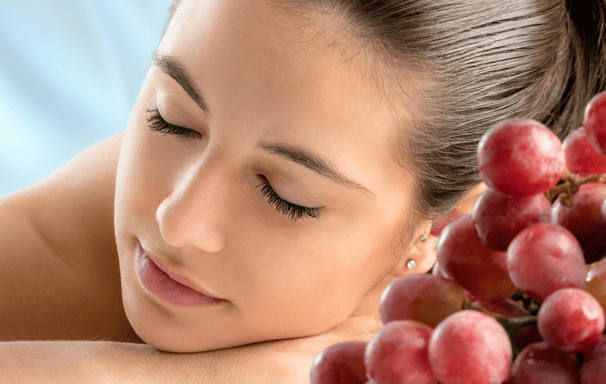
1,0,604,382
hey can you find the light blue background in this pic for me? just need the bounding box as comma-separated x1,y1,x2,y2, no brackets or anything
0,0,173,196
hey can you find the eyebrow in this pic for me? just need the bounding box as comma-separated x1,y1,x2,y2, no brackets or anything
257,142,374,196
152,50,212,121
152,50,373,197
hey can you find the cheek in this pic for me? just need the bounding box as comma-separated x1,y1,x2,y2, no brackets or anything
116,125,181,217
239,220,394,331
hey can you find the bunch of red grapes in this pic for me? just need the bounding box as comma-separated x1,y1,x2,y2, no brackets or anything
310,91,606,384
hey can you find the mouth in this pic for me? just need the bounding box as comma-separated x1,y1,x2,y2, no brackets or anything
136,244,226,307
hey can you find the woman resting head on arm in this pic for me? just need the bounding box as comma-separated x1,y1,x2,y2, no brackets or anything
2,0,606,381
117,0,605,354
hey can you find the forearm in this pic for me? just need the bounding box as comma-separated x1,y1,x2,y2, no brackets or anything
0,340,167,384
0,340,306,384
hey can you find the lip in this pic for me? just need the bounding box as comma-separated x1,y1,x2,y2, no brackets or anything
136,244,226,307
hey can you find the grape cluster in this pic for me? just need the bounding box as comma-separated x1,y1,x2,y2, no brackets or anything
310,91,606,384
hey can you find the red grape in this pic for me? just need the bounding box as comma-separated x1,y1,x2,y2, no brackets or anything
538,288,604,353
477,118,564,197
580,336,606,384
583,91,606,157
551,182,606,263
563,127,606,176
507,223,586,302
537,288,605,353
472,188,551,251
433,214,516,300
380,274,469,328
509,341,581,384
428,310,512,384
364,320,436,384
310,341,368,384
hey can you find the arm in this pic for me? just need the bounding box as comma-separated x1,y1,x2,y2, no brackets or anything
0,339,311,383
0,313,380,383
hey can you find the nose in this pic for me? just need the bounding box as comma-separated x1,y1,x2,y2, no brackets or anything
156,156,228,253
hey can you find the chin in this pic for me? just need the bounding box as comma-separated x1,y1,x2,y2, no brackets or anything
121,297,265,353
129,319,244,353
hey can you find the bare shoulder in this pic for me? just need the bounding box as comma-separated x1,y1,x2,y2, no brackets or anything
0,133,141,343
16,132,124,273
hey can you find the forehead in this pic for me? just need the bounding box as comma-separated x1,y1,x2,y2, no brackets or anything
158,0,411,188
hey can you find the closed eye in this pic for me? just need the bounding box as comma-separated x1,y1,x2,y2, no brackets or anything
255,176,323,222
145,107,323,222
145,107,202,139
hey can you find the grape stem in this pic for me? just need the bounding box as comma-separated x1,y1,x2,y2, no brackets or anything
463,299,537,359
511,290,540,316
544,170,606,206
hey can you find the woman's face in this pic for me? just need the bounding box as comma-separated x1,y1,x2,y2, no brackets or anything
114,0,424,353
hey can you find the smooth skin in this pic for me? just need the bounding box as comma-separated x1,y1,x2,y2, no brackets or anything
0,133,388,383
0,0,487,381
116,0,425,354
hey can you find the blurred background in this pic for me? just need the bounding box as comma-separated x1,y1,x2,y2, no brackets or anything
0,0,173,196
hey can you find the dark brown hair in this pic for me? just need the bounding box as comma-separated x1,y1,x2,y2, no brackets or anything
163,0,606,252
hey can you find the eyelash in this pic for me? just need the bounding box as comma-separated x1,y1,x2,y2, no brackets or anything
255,178,322,222
145,108,201,139
145,107,322,222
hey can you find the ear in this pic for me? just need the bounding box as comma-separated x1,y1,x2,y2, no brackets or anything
389,220,435,277
390,182,488,277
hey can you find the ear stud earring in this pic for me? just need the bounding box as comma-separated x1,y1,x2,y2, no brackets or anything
405,235,427,270
406,259,417,270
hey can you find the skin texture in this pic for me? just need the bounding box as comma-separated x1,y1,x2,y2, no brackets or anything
0,0,501,381
0,1,486,379
114,0,436,353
